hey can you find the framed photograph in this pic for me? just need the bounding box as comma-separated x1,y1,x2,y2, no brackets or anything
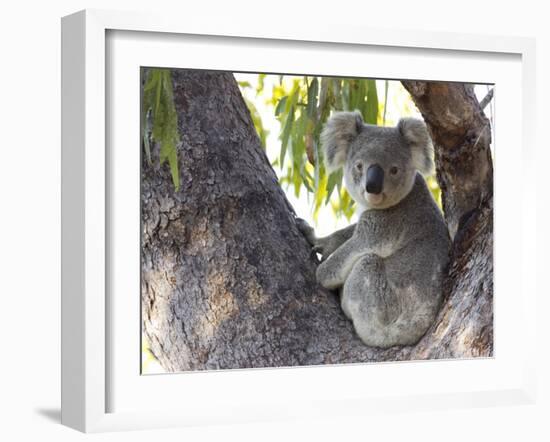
61,9,537,432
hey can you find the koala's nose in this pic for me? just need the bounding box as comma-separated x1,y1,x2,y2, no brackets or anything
366,164,384,194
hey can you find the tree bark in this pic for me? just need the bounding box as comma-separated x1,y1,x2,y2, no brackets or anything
142,71,493,372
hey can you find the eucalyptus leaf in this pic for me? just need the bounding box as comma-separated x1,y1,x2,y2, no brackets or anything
275,96,288,116
280,107,294,168
364,79,379,125
307,77,318,117
141,68,181,191
383,80,389,126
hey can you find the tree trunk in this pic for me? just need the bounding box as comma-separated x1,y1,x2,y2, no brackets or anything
142,71,493,372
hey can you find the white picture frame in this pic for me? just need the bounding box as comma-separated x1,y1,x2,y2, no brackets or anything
61,9,537,433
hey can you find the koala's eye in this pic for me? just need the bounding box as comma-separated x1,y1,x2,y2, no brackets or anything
389,166,399,175
355,162,363,172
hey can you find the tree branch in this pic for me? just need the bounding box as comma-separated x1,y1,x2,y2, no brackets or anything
480,88,494,110
401,81,493,238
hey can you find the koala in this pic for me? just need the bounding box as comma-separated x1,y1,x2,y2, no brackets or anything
298,111,450,348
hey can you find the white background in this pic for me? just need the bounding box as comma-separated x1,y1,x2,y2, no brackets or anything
108,29,524,416
0,0,547,441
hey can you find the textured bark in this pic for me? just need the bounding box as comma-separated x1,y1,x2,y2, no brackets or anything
142,72,493,372
401,81,493,239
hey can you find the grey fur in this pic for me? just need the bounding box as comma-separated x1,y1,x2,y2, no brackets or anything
398,117,435,175
298,112,450,348
321,110,364,172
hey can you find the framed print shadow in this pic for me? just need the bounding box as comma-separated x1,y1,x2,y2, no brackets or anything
61,9,537,433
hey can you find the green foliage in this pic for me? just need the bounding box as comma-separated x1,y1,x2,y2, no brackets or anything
268,76,381,221
142,68,180,191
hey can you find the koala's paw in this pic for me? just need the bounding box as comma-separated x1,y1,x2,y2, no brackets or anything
311,242,327,258
295,218,316,246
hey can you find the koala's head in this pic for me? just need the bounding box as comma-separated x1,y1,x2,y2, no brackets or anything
321,111,434,210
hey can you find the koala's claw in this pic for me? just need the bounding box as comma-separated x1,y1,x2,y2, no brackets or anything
295,217,316,245
312,244,328,262
312,244,324,254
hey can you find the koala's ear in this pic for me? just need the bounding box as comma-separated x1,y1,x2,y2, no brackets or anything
321,111,364,173
398,117,435,175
